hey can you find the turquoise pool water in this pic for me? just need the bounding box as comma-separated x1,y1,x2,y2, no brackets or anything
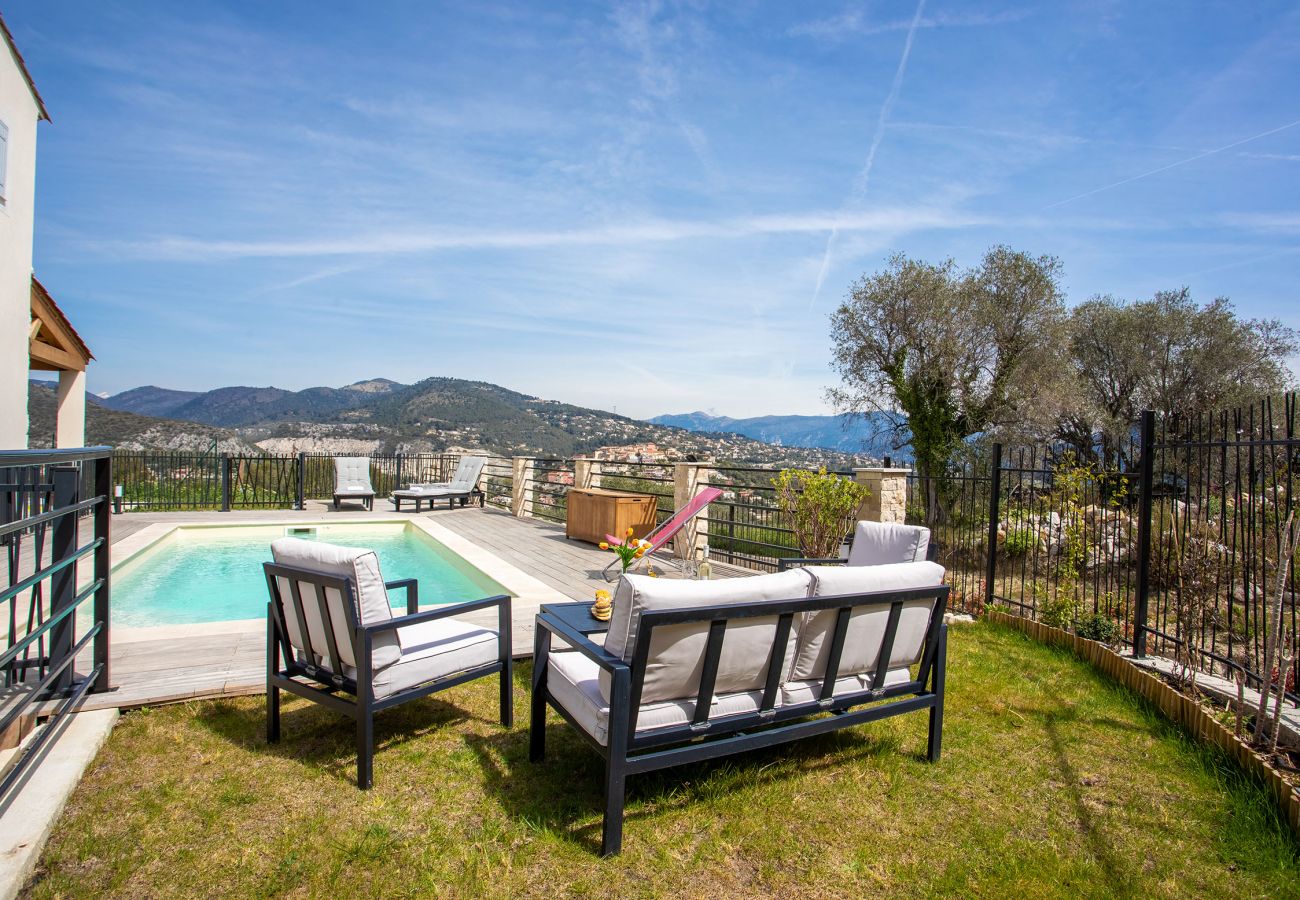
113,523,507,628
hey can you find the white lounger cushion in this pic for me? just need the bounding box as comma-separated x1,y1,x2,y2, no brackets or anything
367,618,498,700
549,651,764,746
790,562,945,682
270,537,401,670
846,521,931,566
601,569,813,704
334,457,374,494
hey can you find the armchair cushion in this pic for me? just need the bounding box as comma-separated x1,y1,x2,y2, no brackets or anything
366,617,499,700
601,569,813,704
334,457,375,494
790,562,945,682
846,521,930,566
549,651,765,746
270,537,400,670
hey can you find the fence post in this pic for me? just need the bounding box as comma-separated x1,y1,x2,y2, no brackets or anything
1133,410,1156,658
395,453,404,491
92,454,112,692
221,454,232,512
673,462,713,559
984,443,1003,612
296,453,306,510
574,458,594,491
853,466,911,523
49,466,79,694
512,457,535,517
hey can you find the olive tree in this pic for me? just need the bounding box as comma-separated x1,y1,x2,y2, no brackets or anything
1060,289,1297,468
828,246,1069,522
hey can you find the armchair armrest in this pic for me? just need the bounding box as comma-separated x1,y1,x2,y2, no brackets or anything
536,613,630,674
776,557,848,571
385,578,419,615
359,593,511,634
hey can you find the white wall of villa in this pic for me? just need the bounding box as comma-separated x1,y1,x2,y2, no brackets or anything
0,30,42,449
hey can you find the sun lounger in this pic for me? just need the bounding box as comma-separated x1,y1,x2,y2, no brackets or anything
333,457,376,511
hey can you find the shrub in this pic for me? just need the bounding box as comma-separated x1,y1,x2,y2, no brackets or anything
1003,527,1035,557
771,467,868,559
1075,613,1121,644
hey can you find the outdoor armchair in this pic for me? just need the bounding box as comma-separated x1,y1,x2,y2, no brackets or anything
777,520,933,570
264,537,512,788
333,457,376,511
530,561,949,855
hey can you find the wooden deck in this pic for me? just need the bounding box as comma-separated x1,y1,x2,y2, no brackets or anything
67,504,753,711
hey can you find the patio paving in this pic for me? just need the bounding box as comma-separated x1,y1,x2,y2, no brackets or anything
61,503,751,711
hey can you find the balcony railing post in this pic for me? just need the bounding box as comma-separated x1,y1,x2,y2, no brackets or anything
93,453,112,692
49,465,80,694
395,453,404,492
984,443,1003,613
512,457,535,518
221,454,232,511
296,453,306,510
1133,410,1156,658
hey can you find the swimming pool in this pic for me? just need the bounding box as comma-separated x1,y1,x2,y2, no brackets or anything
112,522,509,628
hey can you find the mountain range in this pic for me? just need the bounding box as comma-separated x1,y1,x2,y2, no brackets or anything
75,377,880,467
649,411,906,459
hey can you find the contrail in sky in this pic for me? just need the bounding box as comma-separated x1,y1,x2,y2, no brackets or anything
811,0,927,308
1045,118,1300,209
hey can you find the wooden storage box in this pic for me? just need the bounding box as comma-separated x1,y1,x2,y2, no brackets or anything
566,488,658,545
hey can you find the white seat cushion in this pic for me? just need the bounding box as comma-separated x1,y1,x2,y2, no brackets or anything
270,537,400,670
367,617,499,700
601,569,813,704
780,668,915,706
847,521,930,566
548,651,765,746
790,562,945,682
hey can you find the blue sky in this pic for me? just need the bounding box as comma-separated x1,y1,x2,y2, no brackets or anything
13,1,1300,419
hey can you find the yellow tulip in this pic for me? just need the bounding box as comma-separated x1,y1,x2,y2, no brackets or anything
599,542,609,550
634,548,645,557
626,527,635,538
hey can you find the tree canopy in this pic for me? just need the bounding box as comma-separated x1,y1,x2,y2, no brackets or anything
828,246,1069,516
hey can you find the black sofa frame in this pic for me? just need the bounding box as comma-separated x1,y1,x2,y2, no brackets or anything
264,563,512,788
529,584,950,855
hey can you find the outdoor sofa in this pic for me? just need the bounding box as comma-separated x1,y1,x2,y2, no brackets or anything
391,455,486,511
332,457,376,511
263,537,512,788
530,559,949,855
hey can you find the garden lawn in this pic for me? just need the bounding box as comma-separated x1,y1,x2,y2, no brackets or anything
25,622,1300,898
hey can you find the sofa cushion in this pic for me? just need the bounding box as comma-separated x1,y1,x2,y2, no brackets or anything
549,651,765,746
601,569,812,704
780,668,915,706
334,457,373,494
790,562,945,682
367,617,498,700
270,537,400,670
846,521,931,566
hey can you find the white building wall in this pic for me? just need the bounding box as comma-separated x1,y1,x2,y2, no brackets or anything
0,39,40,449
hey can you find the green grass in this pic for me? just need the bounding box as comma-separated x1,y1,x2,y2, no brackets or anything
25,622,1300,898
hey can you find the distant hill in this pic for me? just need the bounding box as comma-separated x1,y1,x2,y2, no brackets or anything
649,411,907,458
102,378,404,427
95,376,879,467
27,382,255,452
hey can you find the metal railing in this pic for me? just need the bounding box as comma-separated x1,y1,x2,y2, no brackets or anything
1,447,113,807
522,458,574,524
480,456,514,511
704,466,856,572
112,451,461,511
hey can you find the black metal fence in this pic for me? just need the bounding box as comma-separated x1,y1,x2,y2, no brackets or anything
1,447,113,806
926,395,1299,708
112,451,460,511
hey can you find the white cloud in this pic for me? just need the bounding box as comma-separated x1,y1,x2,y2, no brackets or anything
789,7,1032,41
